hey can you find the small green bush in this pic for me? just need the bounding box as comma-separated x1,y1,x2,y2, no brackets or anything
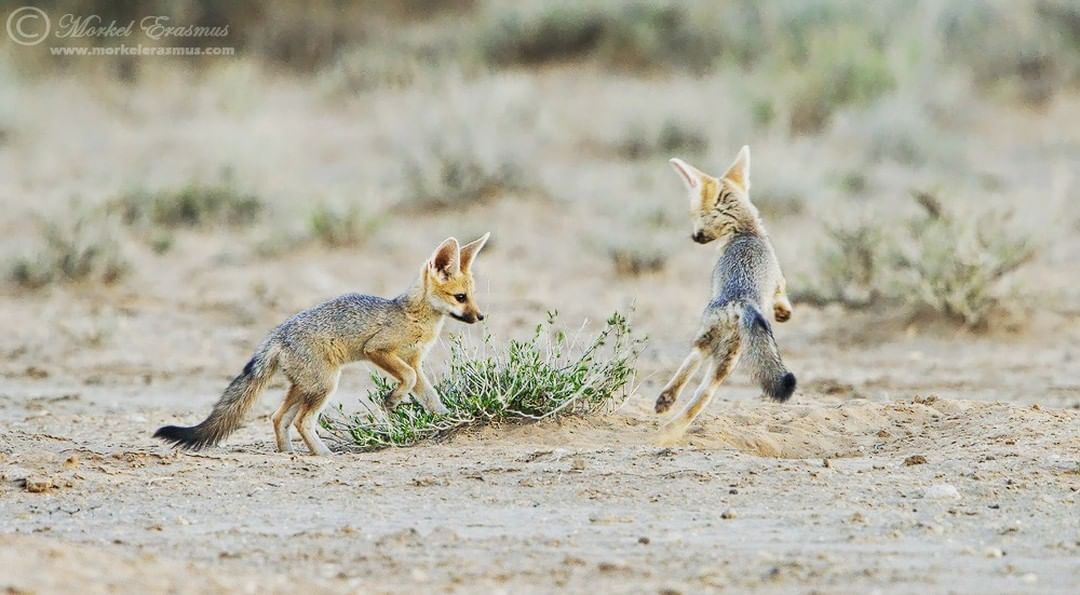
324,311,645,450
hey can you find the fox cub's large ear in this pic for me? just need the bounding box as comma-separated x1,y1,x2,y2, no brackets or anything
459,232,490,272
722,145,750,191
669,158,708,191
429,237,460,279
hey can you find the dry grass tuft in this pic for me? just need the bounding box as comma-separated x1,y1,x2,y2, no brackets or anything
9,207,129,289
112,181,263,229
800,191,1036,328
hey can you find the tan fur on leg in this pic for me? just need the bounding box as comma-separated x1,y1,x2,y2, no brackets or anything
366,351,418,410
655,347,704,413
291,373,338,456
271,385,303,453
660,335,741,441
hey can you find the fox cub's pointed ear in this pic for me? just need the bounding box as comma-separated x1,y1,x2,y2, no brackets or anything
722,145,750,191
669,158,707,191
459,232,490,272
429,237,460,279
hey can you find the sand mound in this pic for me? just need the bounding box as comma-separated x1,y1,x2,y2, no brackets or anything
668,396,1074,459
457,396,1076,462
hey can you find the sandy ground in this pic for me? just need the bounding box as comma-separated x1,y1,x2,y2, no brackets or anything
1,246,1078,593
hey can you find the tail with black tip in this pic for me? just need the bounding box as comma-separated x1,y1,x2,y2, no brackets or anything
739,302,796,402
154,340,281,449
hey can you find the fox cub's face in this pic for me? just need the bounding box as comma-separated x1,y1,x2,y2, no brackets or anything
669,146,759,244
424,233,490,324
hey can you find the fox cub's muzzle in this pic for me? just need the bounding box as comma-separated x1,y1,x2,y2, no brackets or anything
452,311,485,324
692,230,714,244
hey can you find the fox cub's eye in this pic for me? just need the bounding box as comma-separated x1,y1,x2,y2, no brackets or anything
453,293,467,303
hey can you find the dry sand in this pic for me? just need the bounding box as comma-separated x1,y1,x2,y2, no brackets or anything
2,284,1078,593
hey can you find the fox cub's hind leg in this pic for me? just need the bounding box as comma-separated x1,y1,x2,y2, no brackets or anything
271,385,304,453
655,326,721,414
661,332,742,439
655,346,705,414
291,372,339,456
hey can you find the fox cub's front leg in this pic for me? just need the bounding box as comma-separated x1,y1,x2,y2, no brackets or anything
773,280,792,323
365,351,417,410
411,360,450,416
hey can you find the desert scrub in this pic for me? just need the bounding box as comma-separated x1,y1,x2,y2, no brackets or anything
609,245,667,277
307,202,380,248
400,141,529,211
616,119,707,160
786,28,895,133
800,192,1035,328
799,218,887,309
112,181,263,228
10,208,128,289
478,1,721,72
893,192,1035,327
607,238,669,277
324,312,645,450
939,0,1080,106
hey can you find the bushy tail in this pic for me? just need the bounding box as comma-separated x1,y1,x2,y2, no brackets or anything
154,340,280,449
739,302,796,402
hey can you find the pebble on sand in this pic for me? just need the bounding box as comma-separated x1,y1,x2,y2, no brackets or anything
923,484,961,499
23,477,53,493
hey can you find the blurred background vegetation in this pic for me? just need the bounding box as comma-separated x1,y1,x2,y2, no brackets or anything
2,0,1078,330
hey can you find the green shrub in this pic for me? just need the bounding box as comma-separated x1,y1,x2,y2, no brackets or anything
324,311,645,450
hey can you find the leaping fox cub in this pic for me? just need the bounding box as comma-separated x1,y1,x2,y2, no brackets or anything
154,233,490,456
656,146,796,437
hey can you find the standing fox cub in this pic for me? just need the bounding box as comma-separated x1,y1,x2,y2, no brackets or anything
154,233,490,456
656,147,795,437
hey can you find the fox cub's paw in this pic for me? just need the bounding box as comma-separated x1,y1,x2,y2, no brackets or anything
655,391,677,414
383,393,405,411
774,303,792,323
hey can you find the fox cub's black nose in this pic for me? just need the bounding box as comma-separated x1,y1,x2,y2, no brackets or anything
476,313,485,321
692,231,709,243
